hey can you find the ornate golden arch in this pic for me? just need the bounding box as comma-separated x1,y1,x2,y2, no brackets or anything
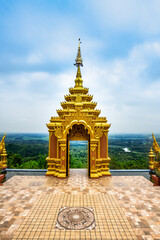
46,41,111,178
64,120,93,138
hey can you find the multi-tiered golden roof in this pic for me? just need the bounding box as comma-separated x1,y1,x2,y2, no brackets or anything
46,40,111,178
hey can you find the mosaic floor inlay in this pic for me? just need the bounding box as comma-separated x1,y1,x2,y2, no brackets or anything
55,207,96,230
0,170,160,239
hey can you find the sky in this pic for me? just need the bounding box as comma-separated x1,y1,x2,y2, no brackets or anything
0,0,160,134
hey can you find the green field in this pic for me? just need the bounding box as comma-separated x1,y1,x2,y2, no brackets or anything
69,141,88,168
0,133,159,169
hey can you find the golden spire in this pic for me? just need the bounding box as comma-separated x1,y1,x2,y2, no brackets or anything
152,133,160,155
74,38,83,88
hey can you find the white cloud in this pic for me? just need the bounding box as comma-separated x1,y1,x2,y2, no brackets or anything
85,0,160,34
1,0,160,134
0,70,75,132
82,41,160,133
1,37,160,133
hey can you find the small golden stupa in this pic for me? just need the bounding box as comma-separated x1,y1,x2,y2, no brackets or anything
149,133,160,178
46,40,111,178
0,134,7,169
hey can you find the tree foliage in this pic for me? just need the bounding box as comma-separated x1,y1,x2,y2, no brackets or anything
5,134,48,169
3,133,156,170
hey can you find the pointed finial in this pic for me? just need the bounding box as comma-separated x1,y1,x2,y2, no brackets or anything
150,147,153,153
74,39,83,87
74,38,83,67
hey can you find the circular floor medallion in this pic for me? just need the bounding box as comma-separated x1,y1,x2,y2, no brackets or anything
56,207,96,230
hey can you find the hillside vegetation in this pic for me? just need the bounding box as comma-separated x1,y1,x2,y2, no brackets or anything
0,133,158,169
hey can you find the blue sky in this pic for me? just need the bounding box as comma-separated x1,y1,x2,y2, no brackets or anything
0,0,160,133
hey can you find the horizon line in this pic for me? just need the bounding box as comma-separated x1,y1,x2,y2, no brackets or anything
0,132,157,135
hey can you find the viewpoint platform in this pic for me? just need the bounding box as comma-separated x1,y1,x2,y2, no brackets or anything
0,170,159,239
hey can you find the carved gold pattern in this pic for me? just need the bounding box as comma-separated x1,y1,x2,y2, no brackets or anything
104,132,108,137
149,148,155,171
149,134,160,176
46,41,111,178
0,134,7,169
0,134,6,155
94,126,104,139
68,124,89,141
55,127,63,139
76,95,82,102
91,146,96,152
49,132,54,138
61,147,66,152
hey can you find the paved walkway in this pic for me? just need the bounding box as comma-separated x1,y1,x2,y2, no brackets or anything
0,170,160,239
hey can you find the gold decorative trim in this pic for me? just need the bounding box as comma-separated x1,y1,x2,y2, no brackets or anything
46,41,111,178
91,146,96,152
55,126,63,139
94,126,104,139
61,147,66,152
104,132,108,137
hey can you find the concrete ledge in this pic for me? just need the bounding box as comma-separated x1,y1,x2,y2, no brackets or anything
5,169,150,181
110,169,150,172
6,168,47,172
6,168,149,172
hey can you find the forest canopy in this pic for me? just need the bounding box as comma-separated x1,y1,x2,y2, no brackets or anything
0,133,157,170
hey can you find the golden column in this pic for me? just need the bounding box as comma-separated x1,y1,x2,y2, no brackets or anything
149,148,155,171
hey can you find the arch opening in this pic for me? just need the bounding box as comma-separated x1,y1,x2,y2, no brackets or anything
66,124,90,177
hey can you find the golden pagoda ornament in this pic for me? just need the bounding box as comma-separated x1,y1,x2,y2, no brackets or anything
0,134,7,169
46,39,111,178
149,133,160,178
